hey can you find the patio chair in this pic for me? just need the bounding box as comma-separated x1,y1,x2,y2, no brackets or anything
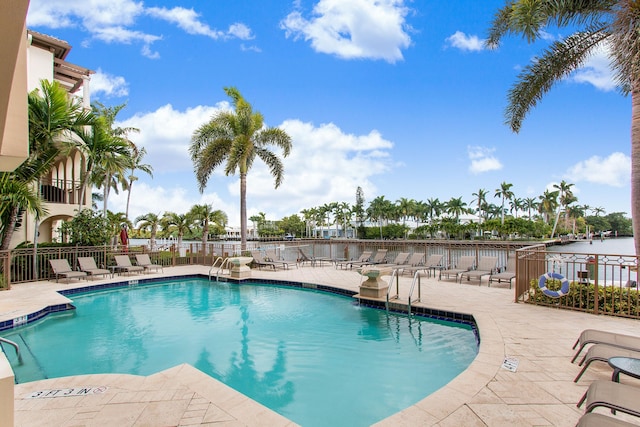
577,380,640,418
336,251,372,270
49,259,87,283
439,256,475,281
396,253,428,276
250,250,280,270
423,254,445,277
265,249,297,269
572,329,640,363
576,413,639,427
574,344,640,382
297,247,334,267
113,255,144,276
375,252,410,269
488,257,516,288
351,249,388,268
135,254,163,273
77,256,112,279
459,256,498,285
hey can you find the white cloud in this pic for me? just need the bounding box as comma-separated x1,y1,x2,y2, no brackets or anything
467,146,502,174
27,0,253,57
572,45,616,92
114,105,395,225
280,0,412,63
564,152,630,187
445,31,484,52
90,69,129,98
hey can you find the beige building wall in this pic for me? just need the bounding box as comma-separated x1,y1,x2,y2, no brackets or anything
0,1,30,171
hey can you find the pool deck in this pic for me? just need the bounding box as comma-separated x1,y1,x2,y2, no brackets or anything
2,264,640,426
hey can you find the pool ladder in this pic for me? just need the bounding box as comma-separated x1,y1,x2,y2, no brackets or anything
0,336,21,361
385,268,423,316
209,257,231,280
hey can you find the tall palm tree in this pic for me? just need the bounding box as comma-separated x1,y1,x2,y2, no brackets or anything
538,190,559,225
471,188,488,223
524,197,539,220
367,196,390,239
487,1,640,255
445,196,468,223
190,87,292,250
593,206,606,217
494,182,514,225
551,180,575,238
125,146,153,221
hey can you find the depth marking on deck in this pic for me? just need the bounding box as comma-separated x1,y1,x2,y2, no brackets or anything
24,386,108,399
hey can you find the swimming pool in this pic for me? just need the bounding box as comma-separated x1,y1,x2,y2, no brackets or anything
1,277,478,427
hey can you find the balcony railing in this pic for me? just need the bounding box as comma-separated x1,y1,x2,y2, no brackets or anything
39,178,85,205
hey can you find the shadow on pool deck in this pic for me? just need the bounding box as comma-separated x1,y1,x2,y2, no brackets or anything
3,264,640,426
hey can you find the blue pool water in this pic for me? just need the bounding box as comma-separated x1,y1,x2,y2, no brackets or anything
1,278,478,427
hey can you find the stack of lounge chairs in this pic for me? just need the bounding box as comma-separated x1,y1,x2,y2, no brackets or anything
573,328,640,425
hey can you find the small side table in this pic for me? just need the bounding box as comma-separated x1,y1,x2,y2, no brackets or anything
608,356,640,382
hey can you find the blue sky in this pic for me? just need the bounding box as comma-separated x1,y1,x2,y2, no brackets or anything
27,0,632,227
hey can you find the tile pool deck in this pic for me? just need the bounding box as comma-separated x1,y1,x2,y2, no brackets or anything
1,264,640,426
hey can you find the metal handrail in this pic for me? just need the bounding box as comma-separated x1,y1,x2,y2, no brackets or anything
208,257,231,280
0,336,21,360
385,269,400,311
407,269,424,316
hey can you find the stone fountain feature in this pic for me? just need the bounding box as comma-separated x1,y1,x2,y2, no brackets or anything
357,265,393,298
228,256,253,279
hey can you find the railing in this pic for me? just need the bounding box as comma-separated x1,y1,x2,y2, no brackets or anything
39,177,85,205
3,238,640,319
515,245,640,318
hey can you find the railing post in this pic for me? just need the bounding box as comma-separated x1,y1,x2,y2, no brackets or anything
593,255,599,315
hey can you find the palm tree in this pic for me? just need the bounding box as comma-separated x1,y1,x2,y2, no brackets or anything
538,190,559,225
524,197,538,220
551,180,575,238
486,1,640,255
190,204,218,247
593,206,606,217
445,197,468,223
1,80,93,250
125,146,153,221
190,87,292,250
494,182,514,225
367,196,390,239
161,212,193,248
471,188,488,223
135,212,161,250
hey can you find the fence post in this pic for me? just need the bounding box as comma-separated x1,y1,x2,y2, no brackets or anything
593,255,599,315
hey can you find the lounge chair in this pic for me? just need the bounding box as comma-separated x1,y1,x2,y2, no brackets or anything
439,256,475,281
423,254,445,277
113,255,144,276
348,249,388,269
574,344,640,382
396,253,427,276
49,259,87,283
135,254,163,273
572,329,640,363
265,249,297,269
576,413,639,427
577,380,640,418
77,257,112,279
250,250,281,270
459,256,498,285
336,251,372,270
375,252,410,269
297,248,334,267
488,257,516,288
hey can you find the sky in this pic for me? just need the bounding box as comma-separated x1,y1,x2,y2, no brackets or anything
26,0,632,228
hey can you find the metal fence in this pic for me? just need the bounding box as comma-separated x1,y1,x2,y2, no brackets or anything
515,245,640,318
2,239,639,319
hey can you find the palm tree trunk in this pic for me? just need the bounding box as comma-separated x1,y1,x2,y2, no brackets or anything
125,179,133,220
240,172,247,251
631,88,640,257
0,205,19,250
